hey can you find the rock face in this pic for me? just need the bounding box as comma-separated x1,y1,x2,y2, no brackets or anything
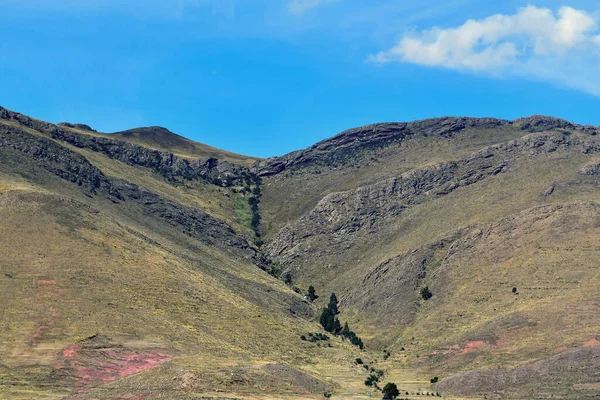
578,161,600,175
58,122,96,132
437,346,600,399
253,115,600,177
265,130,594,273
0,106,255,187
0,123,268,269
253,117,508,176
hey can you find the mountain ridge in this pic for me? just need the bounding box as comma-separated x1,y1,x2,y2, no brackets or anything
3,106,600,399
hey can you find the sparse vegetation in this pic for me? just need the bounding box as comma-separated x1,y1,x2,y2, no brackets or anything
301,332,330,342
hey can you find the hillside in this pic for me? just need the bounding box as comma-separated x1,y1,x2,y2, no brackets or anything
3,105,600,399
0,107,359,400
259,116,600,399
59,121,260,166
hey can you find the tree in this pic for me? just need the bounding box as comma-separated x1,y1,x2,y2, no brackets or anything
307,285,318,301
382,382,400,400
421,286,433,300
327,293,340,315
342,322,351,337
320,293,342,334
365,373,379,388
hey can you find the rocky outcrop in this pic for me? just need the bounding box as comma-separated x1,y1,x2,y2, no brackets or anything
254,116,600,177
341,228,468,330
0,106,254,187
437,346,600,398
253,117,508,176
266,131,600,272
0,123,268,269
578,161,600,176
58,122,96,132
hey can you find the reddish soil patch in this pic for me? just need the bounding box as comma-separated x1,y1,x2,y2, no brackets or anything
58,344,171,387
460,341,485,354
554,346,567,353
37,280,57,285
583,338,600,347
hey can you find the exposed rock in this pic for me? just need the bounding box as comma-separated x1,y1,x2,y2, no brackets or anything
437,346,600,398
266,131,600,279
253,117,508,176
0,123,267,269
543,184,555,197
578,161,600,176
58,122,96,132
254,116,600,177
0,106,255,187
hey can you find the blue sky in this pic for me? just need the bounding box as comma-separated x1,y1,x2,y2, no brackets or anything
1,0,600,157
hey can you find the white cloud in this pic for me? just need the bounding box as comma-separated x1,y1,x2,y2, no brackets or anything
288,0,337,15
370,6,600,95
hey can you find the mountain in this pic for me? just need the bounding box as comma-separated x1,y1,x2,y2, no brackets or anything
60,121,260,166
2,106,600,399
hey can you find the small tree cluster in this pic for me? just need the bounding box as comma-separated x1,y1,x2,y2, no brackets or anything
341,322,364,349
365,373,380,390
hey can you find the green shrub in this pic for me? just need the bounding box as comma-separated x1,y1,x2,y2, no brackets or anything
421,286,433,300
307,285,318,301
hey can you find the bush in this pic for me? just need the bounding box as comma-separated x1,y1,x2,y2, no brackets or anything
512,287,518,294
307,285,318,301
421,286,433,300
355,357,363,364
430,377,438,383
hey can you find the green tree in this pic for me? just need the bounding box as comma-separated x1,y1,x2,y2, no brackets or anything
342,322,351,337
382,382,400,400
327,293,340,315
307,285,318,301
365,373,379,388
320,293,342,334
421,286,433,300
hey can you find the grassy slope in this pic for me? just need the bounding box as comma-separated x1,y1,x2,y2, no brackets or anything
0,120,373,400
260,124,600,398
